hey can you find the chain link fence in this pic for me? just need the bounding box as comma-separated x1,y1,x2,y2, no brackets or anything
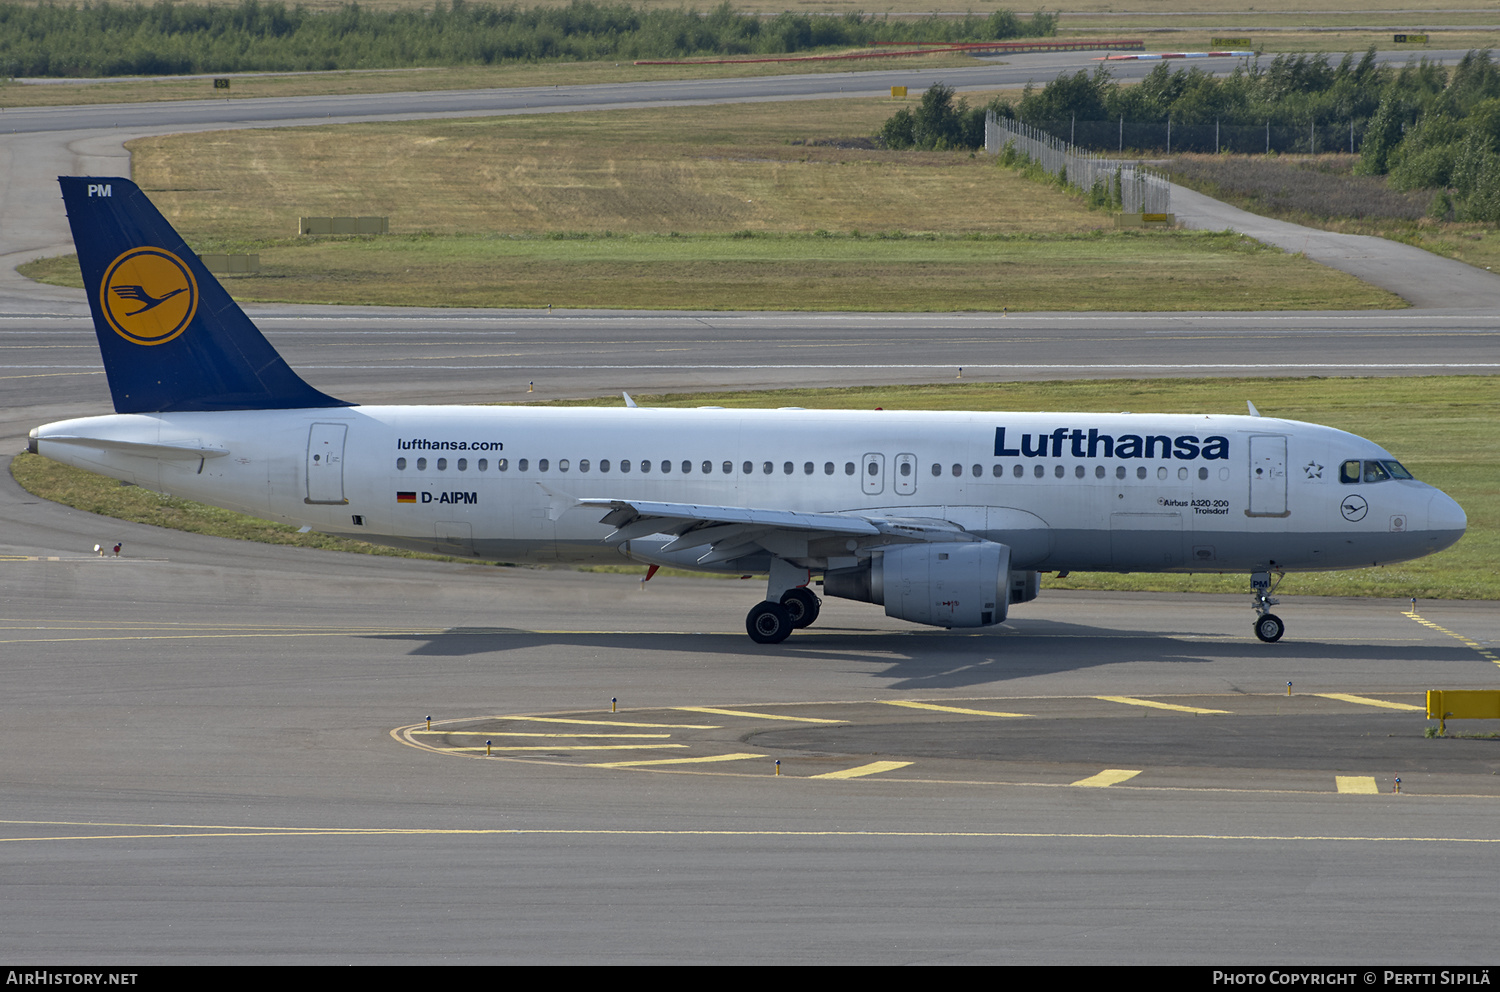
1026,118,1365,156
985,113,1172,214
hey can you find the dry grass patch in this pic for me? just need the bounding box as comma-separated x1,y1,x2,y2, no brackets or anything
129,97,1091,239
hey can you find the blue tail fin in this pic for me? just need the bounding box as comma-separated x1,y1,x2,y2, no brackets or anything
59,176,347,414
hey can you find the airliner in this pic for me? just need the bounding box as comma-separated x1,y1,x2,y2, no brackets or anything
28,177,1467,644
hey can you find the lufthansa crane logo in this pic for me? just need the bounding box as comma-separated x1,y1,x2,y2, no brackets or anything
1340,494,1369,522
100,247,198,346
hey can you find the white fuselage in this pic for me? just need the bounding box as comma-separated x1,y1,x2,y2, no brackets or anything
32,405,1466,575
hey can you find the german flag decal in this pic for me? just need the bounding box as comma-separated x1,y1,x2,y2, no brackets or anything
396,491,417,503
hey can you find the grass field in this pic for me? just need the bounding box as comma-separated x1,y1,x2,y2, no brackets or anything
20,99,1401,312
13,375,1493,599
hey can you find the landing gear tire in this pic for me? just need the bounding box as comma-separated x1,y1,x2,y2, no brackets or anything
1254,613,1285,643
780,588,821,629
747,601,794,644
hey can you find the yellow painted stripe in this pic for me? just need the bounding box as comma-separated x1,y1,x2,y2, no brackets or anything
454,744,685,753
1315,693,1425,712
413,731,670,738
1072,769,1143,788
588,752,764,768
676,706,843,723
810,761,914,779
1407,612,1500,672
1336,776,1380,794
503,716,719,729
882,700,1030,718
1096,696,1231,715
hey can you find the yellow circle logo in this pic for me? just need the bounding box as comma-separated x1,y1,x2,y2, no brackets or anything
100,247,198,346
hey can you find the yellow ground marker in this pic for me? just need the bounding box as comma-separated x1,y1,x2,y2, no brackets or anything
413,731,671,738
1095,696,1230,715
1406,612,1500,669
1315,693,1425,712
1336,776,1379,794
499,716,719,729
456,744,686,753
881,700,1031,718
810,761,914,780
1071,769,1143,788
676,706,842,723
588,752,764,768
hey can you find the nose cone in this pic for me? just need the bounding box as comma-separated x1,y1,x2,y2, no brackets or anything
1425,490,1467,553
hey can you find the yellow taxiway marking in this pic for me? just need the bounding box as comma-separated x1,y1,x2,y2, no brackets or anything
676,706,843,723
588,752,764,768
810,761,914,780
454,744,686,753
1315,693,1425,712
1406,612,1500,669
1095,696,1231,715
1336,776,1380,794
882,700,1031,718
500,716,719,729
413,731,671,739
1072,769,1144,788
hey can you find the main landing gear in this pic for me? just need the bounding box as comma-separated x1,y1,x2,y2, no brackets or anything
745,561,822,644
1250,569,1285,643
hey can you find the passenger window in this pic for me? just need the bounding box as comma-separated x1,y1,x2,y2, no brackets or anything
518,459,528,471
1178,467,1188,480
478,459,487,471
457,458,467,471
783,462,793,475
931,463,942,477
1115,466,1125,480
824,462,834,475
661,460,670,473
579,460,590,473
1137,466,1147,480
703,461,713,474
639,460,650,474
844,462,856,476
762,461,773,475
538,459,549,472
743,461,753,474
951,464,961,477
899,462,912,477
972,464,982,478
1074,465,1084,479
993,464,1003,477
1096,465,1106,479
868,462,879,477
437,458,447,471
1033,464,1044,478
1340,460,1361,484
682,461,692,474
804,462,814,475
396,457,407,470
1013,464,1023,479
498,458,508,471
558,459,569,473
723,461,733,474
1198,467,1208,480
600,459,610,473
1157,467,1167,480
620,460,631,473
417,457,427,471
1054,465,1065,479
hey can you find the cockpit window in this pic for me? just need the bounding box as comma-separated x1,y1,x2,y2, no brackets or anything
1342,458,1417,484
1382,460,1414,480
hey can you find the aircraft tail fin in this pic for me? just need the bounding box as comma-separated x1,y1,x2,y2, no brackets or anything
58,176,347,414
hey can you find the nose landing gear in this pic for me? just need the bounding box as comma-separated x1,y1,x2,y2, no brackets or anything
1251,569,1285,642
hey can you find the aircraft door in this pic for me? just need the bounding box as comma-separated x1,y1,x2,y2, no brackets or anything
862,453,885,495
306,422,348,504
894,453,917,496
1248,435,1289,517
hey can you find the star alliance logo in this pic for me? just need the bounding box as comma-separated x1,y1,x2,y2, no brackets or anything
1303,461,1323,479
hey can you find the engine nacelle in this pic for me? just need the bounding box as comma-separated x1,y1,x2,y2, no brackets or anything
1009,570,1039,605
825,542,1012,628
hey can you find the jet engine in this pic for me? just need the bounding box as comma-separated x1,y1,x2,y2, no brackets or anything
824,542,1012,628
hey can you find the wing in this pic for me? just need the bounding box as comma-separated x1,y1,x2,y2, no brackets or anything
577,497,978,565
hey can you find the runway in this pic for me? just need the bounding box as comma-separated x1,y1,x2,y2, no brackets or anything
2,55,1499,965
